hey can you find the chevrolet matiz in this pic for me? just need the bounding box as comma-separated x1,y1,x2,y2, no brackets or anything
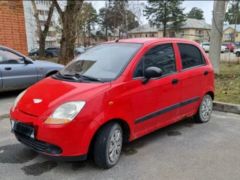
10,38,214,169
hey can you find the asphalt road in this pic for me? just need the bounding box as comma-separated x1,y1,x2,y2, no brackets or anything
0,90,22,116
0,111,240,180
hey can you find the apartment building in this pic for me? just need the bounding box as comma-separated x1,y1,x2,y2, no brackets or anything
23,0,59,52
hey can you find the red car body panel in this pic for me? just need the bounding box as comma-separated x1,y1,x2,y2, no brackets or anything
10,38,214,158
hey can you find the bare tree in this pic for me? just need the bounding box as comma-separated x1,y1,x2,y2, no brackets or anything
53,0,84,65
31,0,55,57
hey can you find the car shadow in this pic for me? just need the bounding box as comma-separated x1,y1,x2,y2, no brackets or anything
0,117,198,176
122,117,195,156
43,117,197,172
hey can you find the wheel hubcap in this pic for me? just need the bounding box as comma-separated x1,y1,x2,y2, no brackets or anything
108,129,122,164
200,96,213,122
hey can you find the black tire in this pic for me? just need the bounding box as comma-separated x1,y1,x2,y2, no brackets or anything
236,52,240,57
46,53,54,58
194,94,213,123
93,122,123,169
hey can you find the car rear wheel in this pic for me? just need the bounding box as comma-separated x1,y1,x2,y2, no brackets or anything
194,94,213,123
93,122,123,169
236,52,240,57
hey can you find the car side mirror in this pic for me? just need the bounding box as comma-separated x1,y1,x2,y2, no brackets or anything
143,66,163,84
23,58,32,64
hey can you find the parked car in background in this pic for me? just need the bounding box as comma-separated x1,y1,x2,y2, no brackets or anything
234,42,240,47
74,46,86,57
222,42,235,52
201,42,226,53
0,45,64,92
45,47,60,57
28,48,39,57
28,47,60,57
10,38,214,169
234,48,240,57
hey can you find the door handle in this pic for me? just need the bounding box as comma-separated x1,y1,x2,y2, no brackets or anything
172,79,179,85
4,67,12,71
203,71,208,76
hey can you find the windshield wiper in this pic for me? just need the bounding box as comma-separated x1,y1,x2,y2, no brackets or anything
57,72,103,82
75,73,104,82
57,72,80,81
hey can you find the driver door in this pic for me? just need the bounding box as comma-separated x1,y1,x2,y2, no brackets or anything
0,49,38,91
130,43,181,137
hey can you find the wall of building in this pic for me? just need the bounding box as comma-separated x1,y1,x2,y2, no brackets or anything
23,0,59,52
223,27,240,42
129,32,158,38
0,0,27,54
23,0,38,52
128,28,210,43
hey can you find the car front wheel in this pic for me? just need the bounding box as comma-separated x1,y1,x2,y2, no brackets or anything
236,52,240,57
93,122,123,169
194,94,213,123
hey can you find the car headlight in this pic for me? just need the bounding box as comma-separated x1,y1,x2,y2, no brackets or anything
45,101,86,124
12,90,27,110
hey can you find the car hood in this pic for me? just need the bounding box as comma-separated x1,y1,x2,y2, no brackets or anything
17,77,110,117
34,60,63,68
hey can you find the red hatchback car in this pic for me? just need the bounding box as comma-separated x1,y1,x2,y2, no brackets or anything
10,38,214,169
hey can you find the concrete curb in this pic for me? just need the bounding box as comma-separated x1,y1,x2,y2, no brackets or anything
0,101,239,120
213,101,240,115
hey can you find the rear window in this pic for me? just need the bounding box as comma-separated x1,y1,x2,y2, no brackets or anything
178,44,205,69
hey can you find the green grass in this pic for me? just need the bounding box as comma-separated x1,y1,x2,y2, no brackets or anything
215,63,240,104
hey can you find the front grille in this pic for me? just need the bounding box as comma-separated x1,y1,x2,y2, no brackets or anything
13,122,34,138
15,132,62,155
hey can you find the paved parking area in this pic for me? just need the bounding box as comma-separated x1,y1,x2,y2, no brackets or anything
0,111,240,180
0,91,21,117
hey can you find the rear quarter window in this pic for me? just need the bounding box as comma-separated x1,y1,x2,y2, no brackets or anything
178,43,206,69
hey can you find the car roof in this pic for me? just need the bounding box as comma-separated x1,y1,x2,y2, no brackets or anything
0,45,32,60
0,45,23,55
108,38,200,46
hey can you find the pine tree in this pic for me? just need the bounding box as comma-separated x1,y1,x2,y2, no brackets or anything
188,7,204,20
144,0,186,37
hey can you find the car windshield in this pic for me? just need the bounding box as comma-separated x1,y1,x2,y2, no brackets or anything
58,43,142,82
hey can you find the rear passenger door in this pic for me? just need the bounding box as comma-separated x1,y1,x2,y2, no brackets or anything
176,43,206,117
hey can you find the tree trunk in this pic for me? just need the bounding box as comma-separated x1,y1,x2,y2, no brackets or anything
163,21,167,37
38,34,46,57
58,13,77,65
53,0,84,65
209,0,226,74
105,27,108,41
31,0,54,57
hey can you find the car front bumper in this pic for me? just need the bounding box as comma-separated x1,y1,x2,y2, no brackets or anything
10,109,92,159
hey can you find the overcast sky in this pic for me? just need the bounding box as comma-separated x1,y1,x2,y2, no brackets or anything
90,0,214,24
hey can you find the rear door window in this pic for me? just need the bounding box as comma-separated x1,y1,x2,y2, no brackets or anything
178,44,205,69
